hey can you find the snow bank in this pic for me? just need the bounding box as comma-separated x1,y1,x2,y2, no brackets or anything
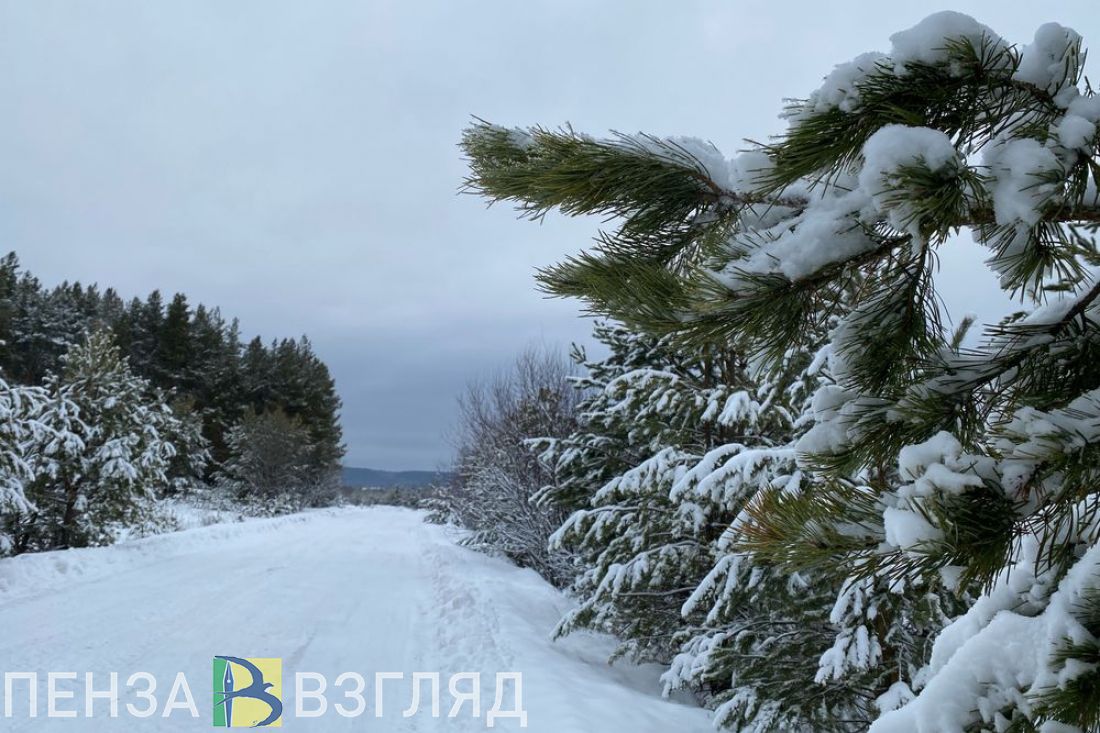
0,509,321,604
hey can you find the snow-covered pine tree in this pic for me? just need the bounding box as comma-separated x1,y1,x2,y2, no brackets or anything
531,321,703,512
24,331,186,549
464,12,1100,731
532,322,782,640
534,320,905,730
0,377,70,556
533,322,853,728
5,273,85,384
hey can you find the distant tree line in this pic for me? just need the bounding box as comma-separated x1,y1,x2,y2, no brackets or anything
0,253,344,555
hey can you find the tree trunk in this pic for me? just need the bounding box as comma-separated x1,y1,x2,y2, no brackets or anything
59,478,79,548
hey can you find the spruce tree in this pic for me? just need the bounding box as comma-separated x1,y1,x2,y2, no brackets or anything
537,321,899,730
157,292,192,390
130,290,164,375
535,325,793,667
529,322,673,513
463,12,1100,731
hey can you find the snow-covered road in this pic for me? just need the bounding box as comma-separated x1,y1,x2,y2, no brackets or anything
0,507,711,732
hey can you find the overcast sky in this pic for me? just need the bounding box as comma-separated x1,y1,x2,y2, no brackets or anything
1,1,1097,470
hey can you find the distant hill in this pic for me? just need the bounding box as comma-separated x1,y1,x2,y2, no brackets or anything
341,466,450,489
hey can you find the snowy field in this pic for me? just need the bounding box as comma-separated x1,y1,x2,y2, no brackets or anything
0,506,711,732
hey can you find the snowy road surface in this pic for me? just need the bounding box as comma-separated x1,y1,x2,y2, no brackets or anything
0,507,711,732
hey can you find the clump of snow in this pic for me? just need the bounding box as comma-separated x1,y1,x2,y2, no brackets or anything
938,564,965,591
795,383,858,457
716,189,876,285
641,138,775,197
876,681,916,715
1055,95,1100,151
872,532,1100,732
888,11,1005,71
883,506,943,550
728,150,775,194
898,432,968,487
883,432,987,556
859,125,961,233
1014,23,1081,94
663,136,730,187
1056,113,1097,151
802,52,888,116
798,12,1008,119
984,137,1064,226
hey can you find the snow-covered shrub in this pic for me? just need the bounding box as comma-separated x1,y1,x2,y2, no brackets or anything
435,347,580,587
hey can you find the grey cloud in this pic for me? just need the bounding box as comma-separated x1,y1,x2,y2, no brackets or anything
1,0,1094,468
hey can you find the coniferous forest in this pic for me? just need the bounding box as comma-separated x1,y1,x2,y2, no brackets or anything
0,252,344,555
